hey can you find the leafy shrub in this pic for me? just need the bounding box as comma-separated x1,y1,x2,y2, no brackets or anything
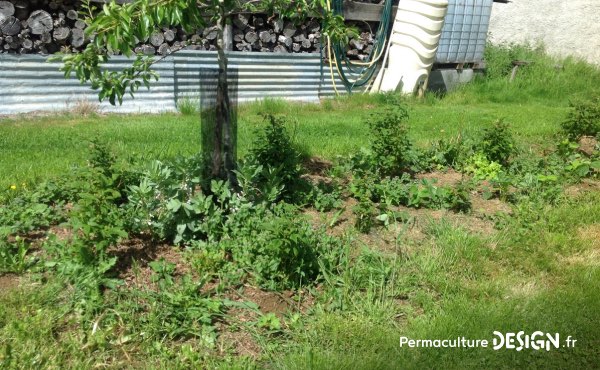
204,203,344,290
242,114,307,202
479,120,516,166
307,181,343,212
353,197,376,234
367,106,412,176
425,135,474,170
127,157,224,244
561,96,600,139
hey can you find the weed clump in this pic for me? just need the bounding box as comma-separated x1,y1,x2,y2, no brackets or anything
561,96,600,139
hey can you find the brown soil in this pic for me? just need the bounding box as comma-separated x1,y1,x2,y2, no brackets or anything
303,157,333,176
109,237,188,289
471,195,512,217
217,325,262,358
565,179,600,198
416,169,466,187
49,226,74,242
216,285,315,358
0,274,20,295
578,136,598,157
304,193,500,255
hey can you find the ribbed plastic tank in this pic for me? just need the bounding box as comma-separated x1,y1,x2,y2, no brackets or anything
375,0,449,94
435,0,493,64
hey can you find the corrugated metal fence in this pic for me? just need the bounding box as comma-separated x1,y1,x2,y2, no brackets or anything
0,51,343,115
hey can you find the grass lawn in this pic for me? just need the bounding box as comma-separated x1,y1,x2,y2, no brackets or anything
1,45,600,369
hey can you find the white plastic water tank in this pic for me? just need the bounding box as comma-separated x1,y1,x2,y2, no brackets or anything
373,0,449,94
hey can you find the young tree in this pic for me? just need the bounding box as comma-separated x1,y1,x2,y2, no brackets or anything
60,0,349,186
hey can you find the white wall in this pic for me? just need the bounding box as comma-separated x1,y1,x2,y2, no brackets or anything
488,0,600,65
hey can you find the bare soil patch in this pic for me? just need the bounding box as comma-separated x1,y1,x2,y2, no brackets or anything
416,169,466,187
471,195,512,217
0,274,20,295
109,237,187,289
303,157,333,176
565,179,600,198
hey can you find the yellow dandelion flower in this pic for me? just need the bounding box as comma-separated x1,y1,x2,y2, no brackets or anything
10,185,17,190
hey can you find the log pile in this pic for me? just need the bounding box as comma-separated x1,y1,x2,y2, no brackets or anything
0,0,87,54
0,0,376,60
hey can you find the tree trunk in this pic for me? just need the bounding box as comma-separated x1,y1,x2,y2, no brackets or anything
208,4,237,188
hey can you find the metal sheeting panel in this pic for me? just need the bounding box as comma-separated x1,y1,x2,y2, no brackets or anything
173,51,340,103
436,0,493,64
0,51,343,115
0,55,176,114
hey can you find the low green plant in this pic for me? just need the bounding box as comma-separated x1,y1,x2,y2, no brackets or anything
561,96,600,139
307,182,343,212
464,153,503,181
149,258,177,288
0,236,33,274
127,156,225,244
134,274,224,342
204,203,344,290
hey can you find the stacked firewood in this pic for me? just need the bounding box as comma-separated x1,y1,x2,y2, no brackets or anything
0,0,87,54
230,14,322,54
0,0,376,60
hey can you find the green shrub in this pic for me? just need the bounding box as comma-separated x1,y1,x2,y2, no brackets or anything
367,106,412,176
353,197,376,234
561,96,600,139
242,114,307,202
479,120,516,166
127,157,225,244
464,153,503,181
205,203,343,290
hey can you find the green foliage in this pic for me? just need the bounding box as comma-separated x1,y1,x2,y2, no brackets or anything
241,114,307,203
307,182,343,212
126,155,226,244
56,0,349,105
133,275,224,342
177,98,199,116
479,119,516,166
561,96,600,139
201,203,344,290
464,153,503,181
353,197,376,234
367,106,412,176
149,258,176,288
0,237,33,274
424,135,472,170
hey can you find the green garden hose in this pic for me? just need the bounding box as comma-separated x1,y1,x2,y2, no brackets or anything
329,0,394,93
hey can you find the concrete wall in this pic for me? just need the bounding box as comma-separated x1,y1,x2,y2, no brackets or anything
488,0,600,65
